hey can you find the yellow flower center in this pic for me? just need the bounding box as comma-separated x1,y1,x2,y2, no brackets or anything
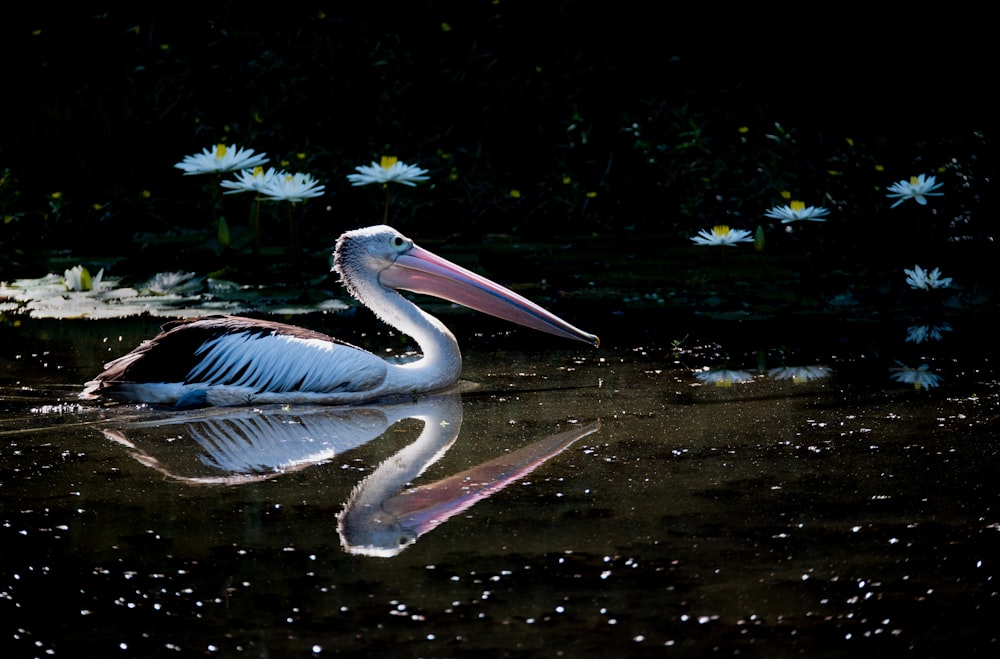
909,176,919,185
252,166,264,178
380,155,398,170
712,225,730,237
214,144,227,158
790,200,805,212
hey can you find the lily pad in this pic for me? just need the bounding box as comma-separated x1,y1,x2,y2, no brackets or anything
0,271,350,320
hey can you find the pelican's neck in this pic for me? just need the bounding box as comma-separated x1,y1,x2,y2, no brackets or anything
361,283,463,392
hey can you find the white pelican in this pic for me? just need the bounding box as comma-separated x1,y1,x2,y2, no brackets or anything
81,225,599,408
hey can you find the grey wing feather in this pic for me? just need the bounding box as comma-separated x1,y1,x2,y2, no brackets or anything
188,331,387,393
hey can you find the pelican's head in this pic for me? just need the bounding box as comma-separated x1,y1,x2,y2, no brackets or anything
333,225,599,346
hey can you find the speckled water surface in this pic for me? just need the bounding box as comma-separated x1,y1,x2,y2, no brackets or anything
2,306,998,658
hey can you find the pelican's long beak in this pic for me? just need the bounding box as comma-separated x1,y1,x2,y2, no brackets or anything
379,244,599,347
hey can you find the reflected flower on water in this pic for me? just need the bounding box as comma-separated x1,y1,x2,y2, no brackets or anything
763,200,830,223
904,265,953,290
347,156,430,187
694,368,754,387
63,265,104,292
690,225,754,247
905,323,953,344
174,144,269,175
886,173,944,208
890,362,943,390
767,365,831,383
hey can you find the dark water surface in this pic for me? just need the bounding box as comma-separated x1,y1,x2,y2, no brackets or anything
2,308,998,658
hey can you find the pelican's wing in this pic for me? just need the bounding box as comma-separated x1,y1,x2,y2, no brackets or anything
82,315,386,398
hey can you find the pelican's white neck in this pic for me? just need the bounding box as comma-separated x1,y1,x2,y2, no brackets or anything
373,288,463,392
337,241,462,394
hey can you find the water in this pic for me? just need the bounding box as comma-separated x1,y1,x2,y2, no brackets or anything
2,308,998,657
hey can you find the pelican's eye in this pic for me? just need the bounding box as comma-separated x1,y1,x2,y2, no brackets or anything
389,235,410,252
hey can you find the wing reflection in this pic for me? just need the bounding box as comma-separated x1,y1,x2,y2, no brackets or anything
100,393,600,556
101,400,424,485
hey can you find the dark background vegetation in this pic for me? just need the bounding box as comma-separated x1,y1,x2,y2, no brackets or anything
0,3,995,303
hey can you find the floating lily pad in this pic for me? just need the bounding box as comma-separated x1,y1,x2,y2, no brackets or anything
0,271,350,319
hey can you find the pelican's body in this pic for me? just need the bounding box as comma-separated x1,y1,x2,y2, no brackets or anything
81,225,598,408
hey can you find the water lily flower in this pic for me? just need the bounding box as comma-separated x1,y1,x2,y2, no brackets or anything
886,174,944,208
63,265,103,292
220,166,283,195
905,323,953,344
174,144,269,175
140,271,203,296
261,172,325,202
890,362,942,390
694,368,754,387
763,200,830,223
904,265,952,290
690,225,754,247
767,365,831,383
347,156,429,187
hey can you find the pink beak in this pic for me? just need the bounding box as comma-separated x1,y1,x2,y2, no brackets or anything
379,244,599,347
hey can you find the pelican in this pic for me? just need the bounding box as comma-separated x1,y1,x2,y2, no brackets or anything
81,225,599,408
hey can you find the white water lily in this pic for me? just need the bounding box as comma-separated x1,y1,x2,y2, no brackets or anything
890,362,942,390
347,156,430,187
905,323,953,344
175,144,269,175
904,265,952,290
690,225,754,247
140,271,203,296
261,172,325,202
767,365,831,383
63,265,104,292
220,166,283,195
694,368,754,387
886,174,944,208
763,200,830,223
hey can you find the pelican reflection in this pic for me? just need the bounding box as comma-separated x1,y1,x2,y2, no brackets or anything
100,393,599,556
